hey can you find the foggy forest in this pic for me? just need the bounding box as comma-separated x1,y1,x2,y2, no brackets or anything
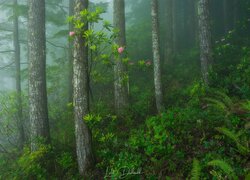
0,0,249,179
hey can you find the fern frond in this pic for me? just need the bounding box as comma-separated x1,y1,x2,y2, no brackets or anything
207,160,236,178
241,100,250,111
204,98,229,114
215,127,238,142
213,91,233,108
190,158,201,180
235,143,249,156
216,127,249,155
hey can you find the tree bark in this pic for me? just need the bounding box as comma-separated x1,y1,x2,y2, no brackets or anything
165,0,173,65
222,0,237,34
28,0,50,151
223,0,229,33
186,0,197,48
233,0,239,29
113,0,128,115
73,0,94,177
172,0,177,54
68,0,74,103
13,0,25,149
198,0,212,85
151,0,164,113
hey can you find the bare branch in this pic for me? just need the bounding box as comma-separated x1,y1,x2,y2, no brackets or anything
46,40,68,49
0,61,15,70
0,50,15,53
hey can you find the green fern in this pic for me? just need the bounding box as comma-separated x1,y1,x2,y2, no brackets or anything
204,91,233,116
190,158,201,180
216,127,249,156
207,160,237,179
245,172,250,180
241,100,250,111
205,98,228,112
213,91,233,108
216,127,238,142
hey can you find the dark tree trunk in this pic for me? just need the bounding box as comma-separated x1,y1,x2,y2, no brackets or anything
73,0,94,177
28,0,50,151
223,0,237,33
151,0,164,113
198,0,212,85
187,0,198,48
233,0,239,29
172,0,177,54
13,0,25,149
165,0,173,65
223,0,229,33
113,0,128,115
68,0,74,103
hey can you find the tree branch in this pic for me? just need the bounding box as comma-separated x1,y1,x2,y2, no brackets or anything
46,40,68,49
0,61,15,70
0,50,14,53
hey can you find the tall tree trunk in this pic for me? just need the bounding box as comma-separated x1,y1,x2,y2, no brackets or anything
198,0,212,85
233,0,239,29
187,0,197,48
73,0,94,176
165,0,173,65
28,0,50,151
172,0,177,54
223,0,236,33
68,0,74,103
151,0,164,113
194,0,199,46
223,0,229,33
13,0,25,149
113,0,128,115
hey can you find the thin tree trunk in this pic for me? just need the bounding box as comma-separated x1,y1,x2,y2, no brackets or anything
194,0,199,46
165,0,173,65
233,0,238,29
28,0,50,151
187,0,197,48
68,0,74,103
172,0,177,54
198,0,212,85
73,0,94,176
223,0,236,33
223,0,229,33
151,0,164,113
13,0,25,149
113,0,128,115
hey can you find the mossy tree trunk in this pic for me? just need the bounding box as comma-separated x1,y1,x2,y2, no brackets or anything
151,0,164,113
13,0,25,149
68,0,74,103
198,0,212,85
113,0,128,115
73,0,94,177
28,0,50,151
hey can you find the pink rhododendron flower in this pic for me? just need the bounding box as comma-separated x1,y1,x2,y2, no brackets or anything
118,47,124,54
69,31,75,36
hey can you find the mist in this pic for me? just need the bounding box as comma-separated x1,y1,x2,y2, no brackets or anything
0,0,249,179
